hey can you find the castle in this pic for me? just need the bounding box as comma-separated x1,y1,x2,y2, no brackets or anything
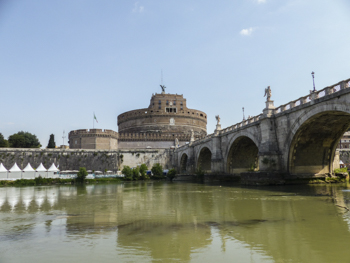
68,88,207,150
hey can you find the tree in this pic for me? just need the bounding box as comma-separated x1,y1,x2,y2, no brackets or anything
0,133,9,147
139,164,149,180
76,167,88,182
132,166,140,180
167,168,177,181
151,163,164,179
47,134,56,148
8,131,41,148
122,166,133,181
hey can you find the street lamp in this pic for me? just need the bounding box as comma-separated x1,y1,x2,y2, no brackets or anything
311,71,316,92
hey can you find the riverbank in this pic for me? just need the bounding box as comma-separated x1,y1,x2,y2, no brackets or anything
0,177,124,187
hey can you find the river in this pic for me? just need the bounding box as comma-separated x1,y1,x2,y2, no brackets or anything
1,182,350,262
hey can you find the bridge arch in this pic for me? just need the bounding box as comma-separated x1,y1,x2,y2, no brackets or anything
225,134,259,174
180,153,188,173
196,147,212,173
286,104,350,175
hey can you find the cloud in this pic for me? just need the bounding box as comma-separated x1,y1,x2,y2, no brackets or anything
240,27,255,36
132,2,144,13
257,0,266,3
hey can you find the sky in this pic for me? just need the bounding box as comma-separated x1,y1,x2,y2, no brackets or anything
0,0,350,147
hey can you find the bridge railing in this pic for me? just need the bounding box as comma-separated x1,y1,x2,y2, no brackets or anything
218,113,263,135
274,78,350,114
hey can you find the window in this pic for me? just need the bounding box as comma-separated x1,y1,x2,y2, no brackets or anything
166,100,169,105
180,101,183,105
173,101,176,105
166,108,177,113
158,106,161,109
181,107,183,110
200,114,203,117
159,100,161,104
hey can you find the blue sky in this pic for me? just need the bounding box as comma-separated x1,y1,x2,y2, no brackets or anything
0,0,349,147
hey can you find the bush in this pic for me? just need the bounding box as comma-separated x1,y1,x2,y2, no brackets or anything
167,168,176,181
76,167,88,183
151,163,164,179
132,166,140,180
122,166,133,181
139,164,149,180
334,167,348,174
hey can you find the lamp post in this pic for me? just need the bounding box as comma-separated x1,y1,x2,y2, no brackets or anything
242,107,245,121
311,71,316,92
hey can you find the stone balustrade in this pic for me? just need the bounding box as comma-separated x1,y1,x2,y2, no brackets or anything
274,78,350,114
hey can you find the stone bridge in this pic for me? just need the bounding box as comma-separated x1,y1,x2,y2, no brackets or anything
174,78,350,178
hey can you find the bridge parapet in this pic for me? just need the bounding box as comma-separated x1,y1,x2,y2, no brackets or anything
274,78,350,114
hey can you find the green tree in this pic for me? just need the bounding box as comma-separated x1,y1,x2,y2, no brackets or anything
132,166,140,180
139,164,149,180
167,168,177,181
0,133,9,147
76,167,88,182
122,166,133,181
8,131,41,148
47,134,56,148
151,163,164,179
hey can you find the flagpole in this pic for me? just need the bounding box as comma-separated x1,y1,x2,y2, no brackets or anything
93,112,94,129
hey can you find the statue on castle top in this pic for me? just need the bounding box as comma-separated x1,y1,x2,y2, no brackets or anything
215,115,220,125
264,86,272,102
160,85,166,93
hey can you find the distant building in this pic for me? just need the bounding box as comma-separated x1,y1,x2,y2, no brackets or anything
68,90,207,150
337,131,350,149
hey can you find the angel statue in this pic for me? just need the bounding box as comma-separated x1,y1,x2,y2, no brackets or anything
160,85,166,93
215,115,221,125
264,86,272,101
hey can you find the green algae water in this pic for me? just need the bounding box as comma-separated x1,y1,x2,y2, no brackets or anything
1,182,350,263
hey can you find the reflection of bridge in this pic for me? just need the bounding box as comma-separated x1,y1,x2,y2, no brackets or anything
174,78,350,177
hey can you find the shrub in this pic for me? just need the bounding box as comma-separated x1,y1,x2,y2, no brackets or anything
334,167,348,174
139,164,149,180
76,167,88,183
151,163,164,179
122,166,133,181
132,166,140,180
167,168,176,181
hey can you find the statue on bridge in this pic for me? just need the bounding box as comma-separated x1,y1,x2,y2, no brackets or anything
215,115,221,125
264,86,272,102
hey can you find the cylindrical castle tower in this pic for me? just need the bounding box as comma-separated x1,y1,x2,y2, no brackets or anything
117,92,207,138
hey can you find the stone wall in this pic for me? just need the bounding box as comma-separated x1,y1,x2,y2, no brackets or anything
0,148,173,172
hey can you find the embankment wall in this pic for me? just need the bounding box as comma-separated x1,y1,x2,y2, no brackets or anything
0,148,173,172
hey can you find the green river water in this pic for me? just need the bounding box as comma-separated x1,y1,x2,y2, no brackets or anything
1,182,350,263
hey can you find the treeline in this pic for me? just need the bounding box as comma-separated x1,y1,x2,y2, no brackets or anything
0,132,56,149
121,163,176,181
0,131,41,148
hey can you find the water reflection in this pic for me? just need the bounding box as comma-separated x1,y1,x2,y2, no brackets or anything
1,183,350,262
